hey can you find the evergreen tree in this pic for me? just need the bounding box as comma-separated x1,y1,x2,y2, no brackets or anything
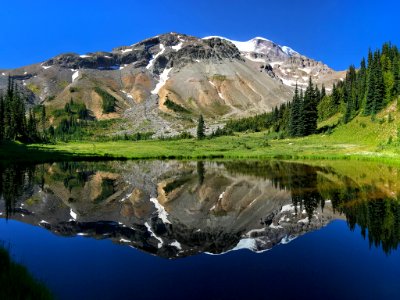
343,90,353,124
289,84,302,137
392,55,400,96
331,83,341,107
27,109,38,140
298,89,305,136
0,77,40,142
373,51,385,115
0,95,4,141
365,52,376,115
320,84,326,100
41,105,46,133
197,115,205,139
342,65,357,123
302,77,318,136
357,58,367,110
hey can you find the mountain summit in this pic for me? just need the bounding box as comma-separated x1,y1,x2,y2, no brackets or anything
0,32,344,136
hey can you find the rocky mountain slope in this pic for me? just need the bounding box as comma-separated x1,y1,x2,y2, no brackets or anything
205,36,345,90
0,33,345,136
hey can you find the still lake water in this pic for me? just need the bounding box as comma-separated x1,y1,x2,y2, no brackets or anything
1,160,400,299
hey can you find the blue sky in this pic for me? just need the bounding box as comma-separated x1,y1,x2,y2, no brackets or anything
1,0,399,70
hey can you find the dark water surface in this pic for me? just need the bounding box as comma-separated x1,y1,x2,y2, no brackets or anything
0,160,400,299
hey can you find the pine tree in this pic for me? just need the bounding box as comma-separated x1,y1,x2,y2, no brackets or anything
0,95,4,141
289,84,302,137
0,77,40,142
373,51,385,114
320,84,326,100
41,105,46,133
343,88,353,124
4,80,14,139
392,55,400,96
298,89,305,136
197,115,205,139
365,51,376,115
302,77,318,136
27,109,37,141
357,58,367,111
331,83,341,107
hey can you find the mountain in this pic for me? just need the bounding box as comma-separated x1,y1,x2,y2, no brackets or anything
0,33,344,136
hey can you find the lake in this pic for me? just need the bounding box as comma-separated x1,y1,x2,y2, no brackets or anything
1,160,400,299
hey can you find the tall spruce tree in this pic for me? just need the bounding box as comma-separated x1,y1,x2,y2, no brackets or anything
289,84,302,137
365,51,376,115
298,89,305,136
41,105,46,134
197,115,205,139
320,84,326,100
302,77,318,136
357,58,367,111
372,51,385,115
0,77,40,142
0,95,4,141
392,55,400,96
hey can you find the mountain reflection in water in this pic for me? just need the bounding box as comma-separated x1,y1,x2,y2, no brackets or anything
0,160,399,256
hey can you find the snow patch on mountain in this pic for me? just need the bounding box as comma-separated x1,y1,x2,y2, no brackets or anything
281,46,298,56
146,44,165,70
172,42,183,51
151,67,172,95
72,70,79,82
203,36,298,58
121,48,133,54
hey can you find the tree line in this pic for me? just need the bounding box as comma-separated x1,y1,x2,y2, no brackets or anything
0,78,42,143
217,42,400,138
218,78,326,138
319,42,400,124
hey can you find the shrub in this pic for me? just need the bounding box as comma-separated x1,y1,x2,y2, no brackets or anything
95,87,116,113
164,98,190,113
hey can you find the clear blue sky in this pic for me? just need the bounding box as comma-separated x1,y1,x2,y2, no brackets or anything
1,0,399,70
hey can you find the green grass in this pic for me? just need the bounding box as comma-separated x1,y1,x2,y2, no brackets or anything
317,113,342,129
1,101,399,164
17,129,398,163
0,247,53,300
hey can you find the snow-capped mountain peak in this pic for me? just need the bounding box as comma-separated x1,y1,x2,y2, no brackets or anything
202,35,342,90
281,46,298,56
203,36,297,58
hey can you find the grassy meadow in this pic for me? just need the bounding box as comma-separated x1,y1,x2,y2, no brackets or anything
1,100,399,163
